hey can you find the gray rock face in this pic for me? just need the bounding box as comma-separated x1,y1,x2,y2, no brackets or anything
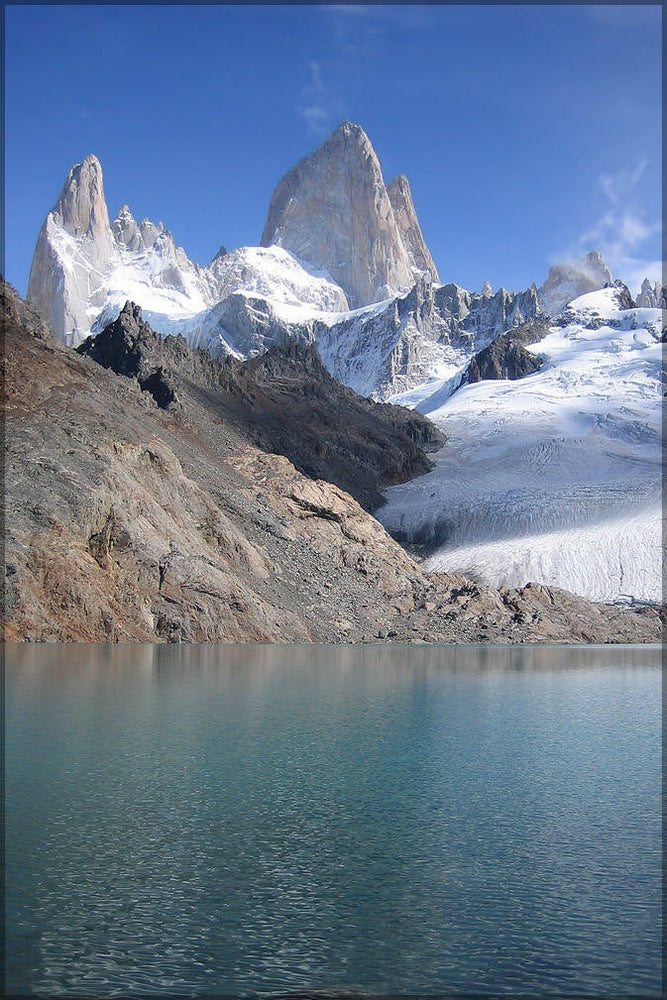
538,249,613,316
386,174,439,283
249,274,544,400
27,155,116,342
635,277,665,308
192,270,546,400
51,154,115,253
260,121,416,308
112,205,143,251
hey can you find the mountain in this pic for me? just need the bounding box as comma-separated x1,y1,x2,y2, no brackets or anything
378,284,663,605
386,174,440,284
315,275,544,400
77,300,444,512
537,249,613,316
4,279,660,644
27,154,223,346
27,128,622,406
26,155,349,351
260,121,417,308
18,126,662,628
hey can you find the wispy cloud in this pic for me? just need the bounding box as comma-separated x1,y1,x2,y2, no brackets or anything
296,60,342,138
295,5,395,138
571,161,662,292
596,160,648,208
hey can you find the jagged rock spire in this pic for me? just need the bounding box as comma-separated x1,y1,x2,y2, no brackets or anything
27,154,116,341
51,154,115,254
260,121,419,308
386,174,439,283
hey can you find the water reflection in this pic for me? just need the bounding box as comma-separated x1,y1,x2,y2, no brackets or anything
5,643,662,997
6,639,661,685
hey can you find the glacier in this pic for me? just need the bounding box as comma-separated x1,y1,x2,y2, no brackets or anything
377,288,663,604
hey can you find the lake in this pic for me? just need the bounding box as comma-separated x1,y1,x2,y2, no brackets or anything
5,643,662,997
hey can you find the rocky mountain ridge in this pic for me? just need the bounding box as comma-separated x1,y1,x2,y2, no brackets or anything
77,301,444,511
260,121,418,308
28,124,659,404
3,280,661,644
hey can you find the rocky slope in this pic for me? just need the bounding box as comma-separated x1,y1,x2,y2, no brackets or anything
77,301,444,511
3,282,661,644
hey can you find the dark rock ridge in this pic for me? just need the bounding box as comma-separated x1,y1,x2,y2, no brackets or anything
4,280,662,644
78,301,179,409
78,301,444,511
460,319,549,386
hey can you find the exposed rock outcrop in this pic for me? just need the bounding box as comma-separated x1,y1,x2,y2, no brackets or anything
386,174,439,283
636,277,666,309
78,300,443,510
461,330,544,386
260,122,416,308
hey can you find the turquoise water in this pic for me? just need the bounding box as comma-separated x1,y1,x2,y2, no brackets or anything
5,644,662,997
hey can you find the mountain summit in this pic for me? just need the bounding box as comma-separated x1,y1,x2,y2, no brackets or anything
260,121,430,308
27,154,116,339
538,249,613,316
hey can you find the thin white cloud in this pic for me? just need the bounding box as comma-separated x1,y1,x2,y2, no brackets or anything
597,160,648,207
296,60,342,138
570,161,662,292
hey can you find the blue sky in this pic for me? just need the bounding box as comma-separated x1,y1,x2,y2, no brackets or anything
5,4,662,296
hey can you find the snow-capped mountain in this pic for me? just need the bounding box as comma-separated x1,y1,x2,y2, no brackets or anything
27,154,353,350
24,124,663,606
27,155,219,346
377,285,663,604
537,249,613,317
29,125,649,403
